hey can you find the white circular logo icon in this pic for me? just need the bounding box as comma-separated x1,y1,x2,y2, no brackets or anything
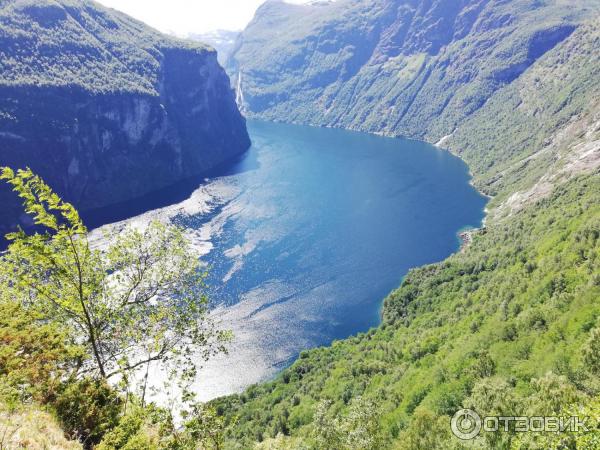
451,409,482,440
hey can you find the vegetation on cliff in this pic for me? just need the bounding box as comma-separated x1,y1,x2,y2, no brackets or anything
0,0,210,94
228,0,599,145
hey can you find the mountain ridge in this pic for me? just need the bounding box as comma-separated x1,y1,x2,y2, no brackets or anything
0,0,250,236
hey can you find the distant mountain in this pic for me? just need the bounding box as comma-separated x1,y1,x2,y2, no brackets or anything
187,29,240,65
0,0,250,235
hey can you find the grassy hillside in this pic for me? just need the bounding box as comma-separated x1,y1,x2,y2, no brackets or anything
0,402,83,449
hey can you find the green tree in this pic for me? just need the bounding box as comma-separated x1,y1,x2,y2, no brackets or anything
464,377,518,448
0,167,229,394
394,407,453,450
313,397,381,450
528,373,583,416
583,327,600,376
184,404,230,450
312,400,341,449
0,298,84,404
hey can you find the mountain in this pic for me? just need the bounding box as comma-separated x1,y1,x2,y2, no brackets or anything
188,29,240,65
227,0,599,198
211,1,600,448
0,0,250,235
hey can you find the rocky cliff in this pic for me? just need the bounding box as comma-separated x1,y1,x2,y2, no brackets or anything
0,0,250,234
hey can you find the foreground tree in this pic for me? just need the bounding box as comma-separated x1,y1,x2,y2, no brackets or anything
0,167,229,393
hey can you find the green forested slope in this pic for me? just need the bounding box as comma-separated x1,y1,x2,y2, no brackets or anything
0,0,209,94
215,173,600,449
446,21,600,203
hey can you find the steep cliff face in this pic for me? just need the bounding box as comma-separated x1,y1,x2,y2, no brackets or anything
445,20,600,206
0,0,250,234
228,0,596,145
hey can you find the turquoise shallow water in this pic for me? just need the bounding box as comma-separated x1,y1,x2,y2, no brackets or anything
88,120,487,399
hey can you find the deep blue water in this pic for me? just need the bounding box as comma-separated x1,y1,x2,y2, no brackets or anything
173,120,487,399
91,120,487,399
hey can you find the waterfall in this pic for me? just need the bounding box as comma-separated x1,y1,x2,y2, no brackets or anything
235,71,246,112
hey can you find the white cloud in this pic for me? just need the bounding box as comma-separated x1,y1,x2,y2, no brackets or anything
96,0,310,35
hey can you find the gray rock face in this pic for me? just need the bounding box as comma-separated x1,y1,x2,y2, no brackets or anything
0,0,250,234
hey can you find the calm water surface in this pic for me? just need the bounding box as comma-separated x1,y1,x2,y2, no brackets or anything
94,120,487,400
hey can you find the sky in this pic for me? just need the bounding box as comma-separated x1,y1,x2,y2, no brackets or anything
96,0,307,36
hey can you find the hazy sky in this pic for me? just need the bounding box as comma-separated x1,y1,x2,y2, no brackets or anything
96,0,306,35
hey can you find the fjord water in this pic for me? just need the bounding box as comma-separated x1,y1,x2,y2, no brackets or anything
171,120,488,399
88,120,486,399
